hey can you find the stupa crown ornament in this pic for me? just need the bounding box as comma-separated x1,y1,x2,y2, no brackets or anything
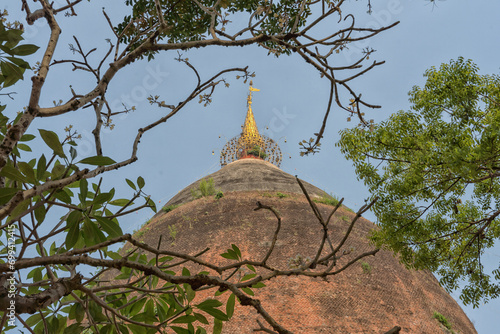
220,81,282,167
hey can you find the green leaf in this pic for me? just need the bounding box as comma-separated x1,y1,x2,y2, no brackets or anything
51,164,66,180
3,28,23,46
129,312,158,323
18,161,36,183
0,61,24,87
8,199,30,221
241,287,254,296
64,323,84,334
231,244,241,259
193,312,209,325
185,283,196,303
65,211,82,249
67,210,83,227
214,289,225,297
17,143,31,152
241,273,256,282
79,178,88,203
39,129,66,158
11,146,20,158
114,271,132,280
10,44,39,56
12,111,22,124
156,301,168,322
20,134,35,142
88,301,107,322
107,251,122,261
252,282,266,289
82,219,97,246
53,189,72,204
171,315,197,324
137,176,145,189
126,178,136,190
25,313,42,327
0,187,20,205
27,267,43,281
0,163,27,183
49,315,64,333
196,299,223,309
221,249,238,260
95,216,123,237
78,156,116,166
28,284,40,295
34,204,46,224
182,267,191,276
144,299,156,323
195,327,207,334
196,303,228,321
93,192,113,207
0,44,14,55
36,154,47,181
226,293,235,319
128,297,148,317
6,56,30,69
68,303,77,320
213,318,223,334
170,327,191,334
69,146,77,160
66,181,80,188
147,197,157,213
109,198,132,206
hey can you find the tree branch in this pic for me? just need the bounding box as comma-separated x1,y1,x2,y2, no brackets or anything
0,274,82,314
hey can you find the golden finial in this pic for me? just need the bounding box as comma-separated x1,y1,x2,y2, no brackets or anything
241,81,261,148
220,82,282,167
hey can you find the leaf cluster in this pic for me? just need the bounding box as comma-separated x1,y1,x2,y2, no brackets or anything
338,57,500,306
246,145,268,159
0,19,38,88
191,178,217,199
115,0,311,60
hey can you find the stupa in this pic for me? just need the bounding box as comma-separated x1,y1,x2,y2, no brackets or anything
141,83,477,333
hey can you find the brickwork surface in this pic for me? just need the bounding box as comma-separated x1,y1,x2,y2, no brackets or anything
140,188,477,334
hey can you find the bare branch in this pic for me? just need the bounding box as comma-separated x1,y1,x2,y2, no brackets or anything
254,201,282,264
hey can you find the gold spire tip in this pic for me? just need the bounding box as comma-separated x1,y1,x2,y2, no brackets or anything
220,82,282,167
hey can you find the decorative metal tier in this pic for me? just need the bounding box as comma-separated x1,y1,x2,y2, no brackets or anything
220,82,282,167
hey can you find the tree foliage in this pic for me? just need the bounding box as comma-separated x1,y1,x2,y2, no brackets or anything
338,57,500,307
0,0,395,333
0,14,38,89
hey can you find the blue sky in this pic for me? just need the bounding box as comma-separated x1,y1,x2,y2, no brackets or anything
4,0,500,332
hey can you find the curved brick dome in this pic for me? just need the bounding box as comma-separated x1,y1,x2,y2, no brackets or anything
164,159,330,207
140,159,476,334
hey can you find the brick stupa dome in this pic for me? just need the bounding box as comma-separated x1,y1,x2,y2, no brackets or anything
137,159,477,334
